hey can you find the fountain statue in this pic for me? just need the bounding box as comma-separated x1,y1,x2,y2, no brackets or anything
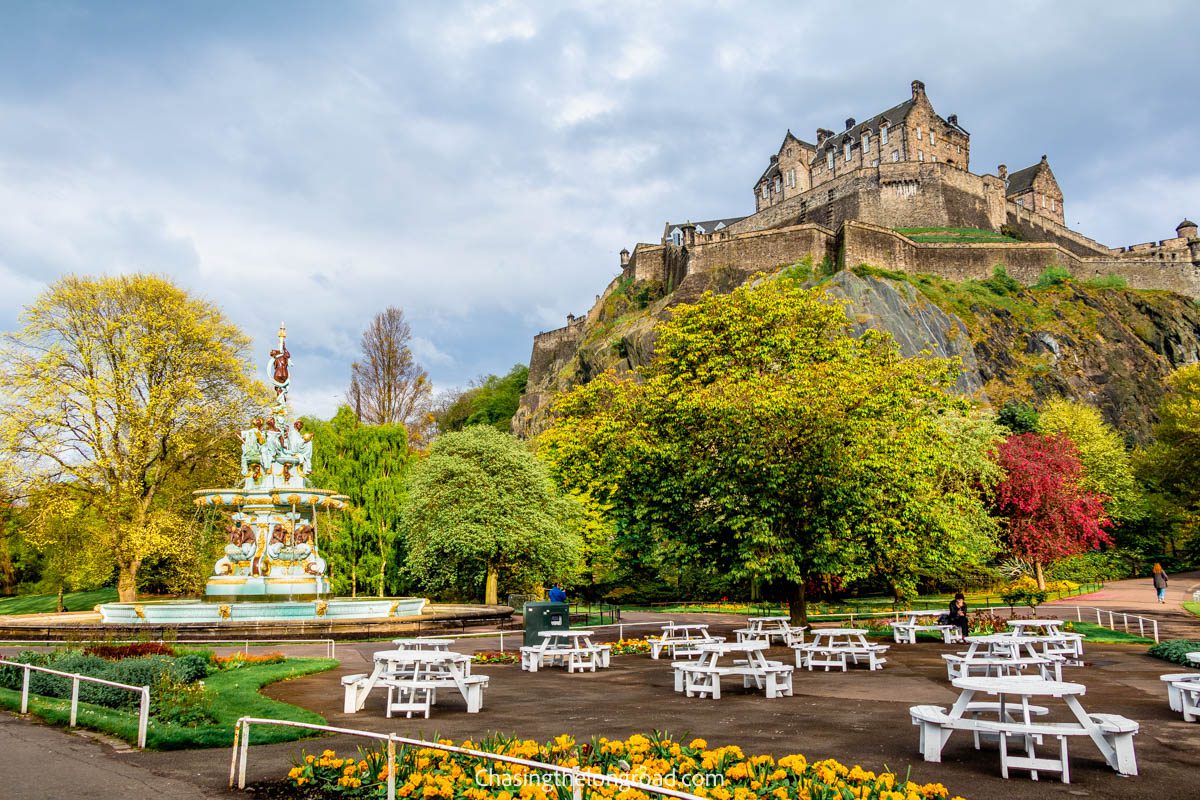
200,322,344,599
98,324,425,624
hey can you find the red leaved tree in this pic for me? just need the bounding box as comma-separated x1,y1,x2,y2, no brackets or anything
995,433,1112,589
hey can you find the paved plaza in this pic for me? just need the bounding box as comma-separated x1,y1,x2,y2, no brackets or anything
1,574,1198,800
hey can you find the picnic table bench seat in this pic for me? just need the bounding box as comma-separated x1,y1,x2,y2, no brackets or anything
674,662,794,699
909,704,1138,783
795,643,888,671
943,653,1064,681
891,622,963,645
1159,672,1200,717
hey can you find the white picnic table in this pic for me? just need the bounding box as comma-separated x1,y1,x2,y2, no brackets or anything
942,651,1063,681
965,632,1083,661
520,630,611,673
1187,651,1200,666
1006,619,1067,635
648,623,724,659
795,627,888,671
911,676,1137,782
672,640,793,699
341,648,488,717
891,610,963,644
391,637,455,650
734,616,804,645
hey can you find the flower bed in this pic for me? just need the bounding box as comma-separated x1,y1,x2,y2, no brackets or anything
284,733,964,800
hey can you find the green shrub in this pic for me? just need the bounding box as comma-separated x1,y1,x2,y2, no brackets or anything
169,653,209,683
1001,587,1047,609
981,265,1021,295
151,676,217,727
997,400,1039,434
1147,639,1200,666
1083,274,1128,290
1046,550,1134,583
1035,265,1072,288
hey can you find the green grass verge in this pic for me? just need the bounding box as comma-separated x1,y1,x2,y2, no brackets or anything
894,227,1020,244
0,657,336,750
1066,621,1153,644
0,587,118,615
1183,602,1200,619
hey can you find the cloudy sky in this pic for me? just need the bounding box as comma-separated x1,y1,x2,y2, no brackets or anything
1,1,1197,416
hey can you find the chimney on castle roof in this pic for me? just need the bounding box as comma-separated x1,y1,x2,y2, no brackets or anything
619,248,630,267
911,79,926,99
845,117,855,131
816,128,833,145
1040,154,1049,165
947,114,958,126
998,164,1007,180
770,154,778,162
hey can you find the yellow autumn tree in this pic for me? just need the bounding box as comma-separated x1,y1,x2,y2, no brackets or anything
0,274,266,601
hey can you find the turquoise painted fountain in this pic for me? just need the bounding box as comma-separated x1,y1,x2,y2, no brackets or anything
99,324,426,624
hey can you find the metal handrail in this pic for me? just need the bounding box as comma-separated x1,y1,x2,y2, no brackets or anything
0,658,150,747
230,717,706,800
0,638,336,658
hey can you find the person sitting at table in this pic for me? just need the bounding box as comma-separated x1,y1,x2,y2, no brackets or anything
548,583,568,603
946,592,970,638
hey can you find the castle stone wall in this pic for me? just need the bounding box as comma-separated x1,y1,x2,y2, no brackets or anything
687,223,833,277
841,221,1200,296
1004,204,1111,257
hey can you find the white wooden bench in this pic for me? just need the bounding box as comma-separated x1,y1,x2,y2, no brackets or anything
892,622,963,644
943,653,1063,681
910,705,1137,782
1160,672,1200,716
679,664,732,699
795,644,846,671
341,672,369,713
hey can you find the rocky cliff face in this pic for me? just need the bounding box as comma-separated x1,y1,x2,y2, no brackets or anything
513,264,1200,442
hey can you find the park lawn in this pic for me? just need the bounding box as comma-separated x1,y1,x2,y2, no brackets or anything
0,657,337,750
0,587,118,614
1068,621,1153,644
1184,602,1200,619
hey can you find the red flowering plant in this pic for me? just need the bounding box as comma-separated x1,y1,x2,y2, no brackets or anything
994,433,1112,591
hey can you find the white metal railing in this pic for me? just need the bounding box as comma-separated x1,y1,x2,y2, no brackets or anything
1,658,150,748
230,717,705,800
0,638,336,658
806,604,1162,643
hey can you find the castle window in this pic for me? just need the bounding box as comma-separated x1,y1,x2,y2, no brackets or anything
775,178,781,194
671,229,682,245
1051,198,1056,211
827,150,834,170
931,155,937,162
891,150,899,162
916,127,923,141
918,150,924,162
761,184,769,200
930,130,936,146
863,132,870,152
871,159,879,167
844,141,851,162
881,124,889,145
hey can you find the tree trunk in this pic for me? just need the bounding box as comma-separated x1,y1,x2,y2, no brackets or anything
785,579,807,625
117,559,140,602
351,562,357,598
484,566,499,606
1034,560,1046,591
56,582,65,613
378,523,386,598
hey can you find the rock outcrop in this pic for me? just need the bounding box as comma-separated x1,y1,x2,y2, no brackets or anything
514,264,1200,442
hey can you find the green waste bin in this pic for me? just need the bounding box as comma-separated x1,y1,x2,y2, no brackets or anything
523,601,570,647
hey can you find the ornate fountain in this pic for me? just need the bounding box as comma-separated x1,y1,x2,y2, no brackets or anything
99,324,426,624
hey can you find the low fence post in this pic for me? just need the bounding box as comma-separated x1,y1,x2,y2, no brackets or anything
20,665,30,714
228,718,242,789
387,735,397,800
138,688,150,749
69,676,80,728
238,719,250,789
499,631,504,653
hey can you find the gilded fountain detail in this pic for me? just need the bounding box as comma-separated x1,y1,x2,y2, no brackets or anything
99,324,425,624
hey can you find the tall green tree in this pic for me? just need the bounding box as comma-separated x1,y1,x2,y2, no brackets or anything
0,275,264,601
437,364,529,433
1136,364,1200,561
403,426,580,604
1037,398,1143,526
540,273,993,620
305,406,410,597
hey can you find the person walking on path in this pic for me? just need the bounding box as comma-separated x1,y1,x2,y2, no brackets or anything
1153,564,1169,604
548,583,568,603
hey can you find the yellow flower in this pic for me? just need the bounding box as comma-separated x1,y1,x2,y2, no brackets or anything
689,738,708,750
